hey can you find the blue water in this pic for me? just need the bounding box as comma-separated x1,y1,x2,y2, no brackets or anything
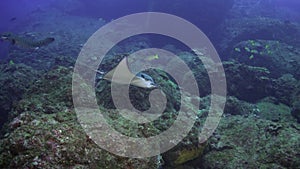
1,0,300,59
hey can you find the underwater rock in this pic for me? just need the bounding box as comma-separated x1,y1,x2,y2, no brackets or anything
224,96,254,116
291,81,300,123
0,66,160,168
231,40,300,79
13,66,73,116
223,61,272,102
200,115,300,168
216,17,300,57
0,110,160,168
0,63,41,128
292,100,300,123
272,74,299,106
9,117,22,129
256,98,294,123
229,0,275,19
1,63,207,168
0,57,299,168
224,61,300,107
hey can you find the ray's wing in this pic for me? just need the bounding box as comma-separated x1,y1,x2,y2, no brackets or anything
103,57,136,85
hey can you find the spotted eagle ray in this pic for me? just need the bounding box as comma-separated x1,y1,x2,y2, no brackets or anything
102,56,157,89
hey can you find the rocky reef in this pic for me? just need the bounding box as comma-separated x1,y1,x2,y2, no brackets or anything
0,67,160,168
1,49,299,168
0,63,41,128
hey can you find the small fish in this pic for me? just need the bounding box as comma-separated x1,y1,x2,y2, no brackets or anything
249,54,254,60
9,60,15,65
146,54,159,61
192,49,205,56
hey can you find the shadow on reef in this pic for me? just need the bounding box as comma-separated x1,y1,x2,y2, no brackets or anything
0,63,41,128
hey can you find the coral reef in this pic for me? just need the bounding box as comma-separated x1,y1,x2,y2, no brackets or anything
200,113,300,168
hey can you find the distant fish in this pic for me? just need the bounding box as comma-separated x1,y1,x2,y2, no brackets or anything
145,54,159,61
0,32,55,49
10,17,16,21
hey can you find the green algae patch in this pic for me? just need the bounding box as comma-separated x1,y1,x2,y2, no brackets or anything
173,143,207,165
163,142,207,167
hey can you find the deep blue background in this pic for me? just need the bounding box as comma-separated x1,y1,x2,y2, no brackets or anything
0,0,300,59
1,0,299,33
